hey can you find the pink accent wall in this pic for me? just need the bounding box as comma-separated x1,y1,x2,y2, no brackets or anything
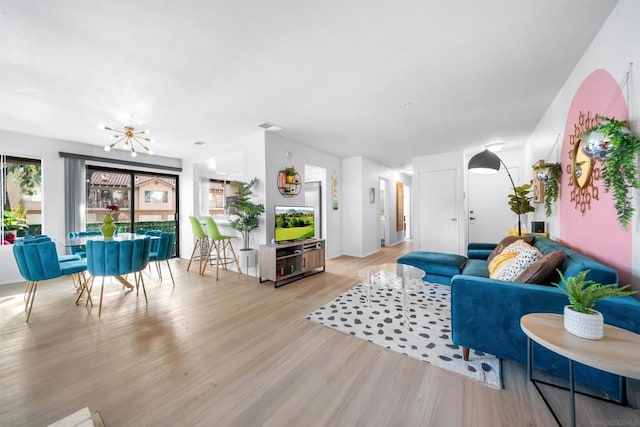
559,69,632,284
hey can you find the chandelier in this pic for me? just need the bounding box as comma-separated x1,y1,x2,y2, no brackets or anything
102,125,154,157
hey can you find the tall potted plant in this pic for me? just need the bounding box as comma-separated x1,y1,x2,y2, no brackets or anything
581,116,640,230
507,184,535,235
228,178,265,250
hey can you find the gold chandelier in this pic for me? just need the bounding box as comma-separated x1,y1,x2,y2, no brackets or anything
102,125,154,157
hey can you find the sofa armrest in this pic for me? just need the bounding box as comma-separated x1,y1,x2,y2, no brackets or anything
467,242,496,260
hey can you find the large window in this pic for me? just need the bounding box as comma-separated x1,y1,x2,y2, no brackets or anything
1,156,42,245
209,179,236,216
86,166,179,255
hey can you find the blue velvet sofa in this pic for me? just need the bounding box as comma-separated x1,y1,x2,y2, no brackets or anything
398,235,640,402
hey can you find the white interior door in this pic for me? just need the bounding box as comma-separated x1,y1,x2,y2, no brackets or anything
468,166,520,243
418,169,458,253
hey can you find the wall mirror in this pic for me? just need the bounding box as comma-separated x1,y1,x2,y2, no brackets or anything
572,139,594,189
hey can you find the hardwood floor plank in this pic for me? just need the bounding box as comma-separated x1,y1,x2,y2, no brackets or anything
1,241,637,426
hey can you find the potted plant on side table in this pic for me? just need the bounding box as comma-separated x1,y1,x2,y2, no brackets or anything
554,270,636,339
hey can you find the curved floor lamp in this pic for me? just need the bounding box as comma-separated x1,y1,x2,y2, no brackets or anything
467,149,523,236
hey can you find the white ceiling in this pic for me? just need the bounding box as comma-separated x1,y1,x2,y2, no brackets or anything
0,1,617,169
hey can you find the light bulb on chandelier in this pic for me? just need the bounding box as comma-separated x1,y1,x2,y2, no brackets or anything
102,124,154,157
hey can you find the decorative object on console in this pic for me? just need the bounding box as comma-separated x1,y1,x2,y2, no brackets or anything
102,124,153,157
581,116,640,231
277,166,301,197
533,161,562,217
468,149,530,236
228,179,265,250
554,270,636,340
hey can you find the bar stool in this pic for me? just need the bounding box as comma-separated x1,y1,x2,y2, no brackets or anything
187,217,209,275
203,216,241,280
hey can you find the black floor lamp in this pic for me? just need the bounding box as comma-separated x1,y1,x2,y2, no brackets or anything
467,149,523,236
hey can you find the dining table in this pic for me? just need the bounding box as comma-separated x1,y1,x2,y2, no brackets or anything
63,233,158,289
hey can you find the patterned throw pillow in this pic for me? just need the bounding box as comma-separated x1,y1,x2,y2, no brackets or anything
498,247,542,281
501,239,534,255
488,252,518,279
486,235,536,262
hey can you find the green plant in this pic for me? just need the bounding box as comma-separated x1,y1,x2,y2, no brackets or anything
3,210,29,232
228,178,265,250
588,116,640,231
534,162,562,217
281,166,297,177
554,270,636,314
508,184,535,216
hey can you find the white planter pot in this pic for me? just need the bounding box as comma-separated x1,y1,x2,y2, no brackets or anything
563,305,604,340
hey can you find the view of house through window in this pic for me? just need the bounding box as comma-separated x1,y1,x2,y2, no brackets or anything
1,156,42,245
86,167,179,255
209,179,233,216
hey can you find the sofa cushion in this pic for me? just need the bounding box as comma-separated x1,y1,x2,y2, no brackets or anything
461,259,490,278
397,251,467,277
515,250,564,285
487,235,536,262
488,251,517,279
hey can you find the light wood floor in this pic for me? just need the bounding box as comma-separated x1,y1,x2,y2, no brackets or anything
1,242,638,426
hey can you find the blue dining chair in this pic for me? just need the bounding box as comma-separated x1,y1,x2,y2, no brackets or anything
148,232,176,286
86,237,151,317
67,231,102,259
12,240,89,322
21,235,81,263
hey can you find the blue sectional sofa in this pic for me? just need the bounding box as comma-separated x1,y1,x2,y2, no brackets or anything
398,235,640,402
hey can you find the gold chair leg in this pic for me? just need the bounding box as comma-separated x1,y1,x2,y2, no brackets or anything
85,275,95,307
199,237,205,276
138,272,148,303
99,277,105,317
166,260,175,287
26,282,38,322
82,272,93,306
215,241,222,280
24,281,34,307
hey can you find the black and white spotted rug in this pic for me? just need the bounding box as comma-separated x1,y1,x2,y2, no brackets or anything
306,280,502,389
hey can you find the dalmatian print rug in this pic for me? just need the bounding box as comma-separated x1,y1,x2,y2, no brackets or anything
306,280,502,389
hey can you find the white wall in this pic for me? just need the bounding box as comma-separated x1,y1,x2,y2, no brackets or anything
179,132,266,259
341,156,411,258
265,133,342,259
0,130,181,285
523,0,640,284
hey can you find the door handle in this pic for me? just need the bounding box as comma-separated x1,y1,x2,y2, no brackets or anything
451,218,457,221
470,217,477,220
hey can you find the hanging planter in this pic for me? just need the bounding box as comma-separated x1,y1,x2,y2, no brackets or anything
582,116,640,230
533,162,562,217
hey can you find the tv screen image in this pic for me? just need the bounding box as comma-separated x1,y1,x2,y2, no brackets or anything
275,206,315,242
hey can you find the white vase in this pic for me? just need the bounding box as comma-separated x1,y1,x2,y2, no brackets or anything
563,305,604,340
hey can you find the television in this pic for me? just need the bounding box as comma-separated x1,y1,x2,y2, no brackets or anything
274,206,315,242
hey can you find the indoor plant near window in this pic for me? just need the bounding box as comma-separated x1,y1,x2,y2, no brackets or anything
3,210,29,243
581,116,640,230
534,162,562,217
228,179,265,250
507,184,535,235
554,270,636,339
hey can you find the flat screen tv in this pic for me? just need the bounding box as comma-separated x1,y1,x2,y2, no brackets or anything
275,206,315,242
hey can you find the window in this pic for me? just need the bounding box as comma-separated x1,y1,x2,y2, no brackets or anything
145,190,168,203
209,179,229,215
1,156,42,245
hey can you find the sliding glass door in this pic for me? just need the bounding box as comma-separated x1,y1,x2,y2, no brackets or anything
86,166,179,256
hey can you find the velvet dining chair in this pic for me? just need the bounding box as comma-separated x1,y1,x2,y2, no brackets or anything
12,239,89,322
85,237,151,317
148,232,176,286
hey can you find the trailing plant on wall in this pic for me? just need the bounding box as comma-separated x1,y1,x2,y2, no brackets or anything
583,116,640,230
534,162,562,217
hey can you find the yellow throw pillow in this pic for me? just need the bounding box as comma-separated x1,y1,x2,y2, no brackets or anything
488,252,517,279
